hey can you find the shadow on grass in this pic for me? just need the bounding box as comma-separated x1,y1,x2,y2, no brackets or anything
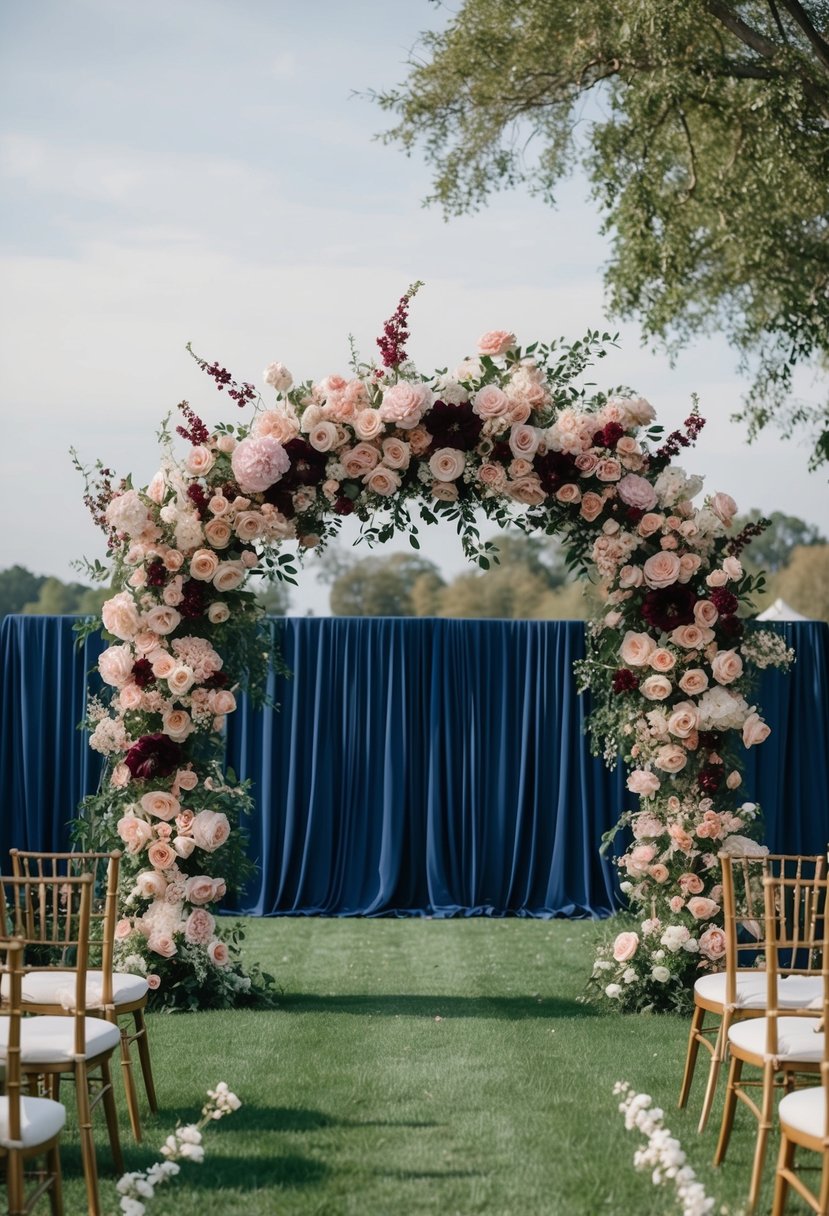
276,992,598,1019
147,1104,440,1135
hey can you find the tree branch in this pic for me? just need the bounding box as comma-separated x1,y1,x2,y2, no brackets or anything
776,0,829,74
703,0,783,61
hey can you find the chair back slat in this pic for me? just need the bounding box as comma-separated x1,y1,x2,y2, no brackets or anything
0,938,25,1145
762,873,829,1057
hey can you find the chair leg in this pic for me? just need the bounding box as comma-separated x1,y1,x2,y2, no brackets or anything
746,1061,775,1214
47,1141,65,1216
713,1052,742,1166
818,1148,829,1216
678,1003,705,1110
699,1010,731,1134
116,1015,143,1142
100,1058,124,1174
7,1149,25,1216
771,1132,794,1216
134,1008,158,1113
75,1060,102,1216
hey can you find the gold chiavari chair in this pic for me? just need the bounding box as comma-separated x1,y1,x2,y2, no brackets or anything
714,870,828,1213
9,850,157,1141
0,937,65,1215
678,852,825,1132
0,873,122,1216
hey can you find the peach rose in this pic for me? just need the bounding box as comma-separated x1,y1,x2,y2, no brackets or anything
342,443,381,477
643,551,681,589
649,864,670,883
612,931,640,963
671,624,711,650
711,649,743,685
667,703,698,738
234,512,263,542
173,836,196,859
150,649,176,679
167,665,195,696
508,424,540,459
185,445,215,476
117,816,153,854
352,409,383,441
204,519,232,549
618,565,643,589
508,475,546,505
98,644,136,688
207,602,231,624
477,330,516,357
119,684,144,711
429,448,466,481
706,569,728,588
677,554,702,583
648,648,676,673
432,481,459,502
210,690,237,715
555,483,581,504
382,438,410,469
654,744,687,773
742,713,771,748
147,841,177,870
162,709,193,742
478,462,507,490
114,918,133,940
640,675,673,701
626,770,661,796
638,513,665,538
365,466,402,496
213,562,245,593
575,452,599,476
140,791,181,822
620,631,656,667
580,491,604,522
694,600,718,628
595,458,622,482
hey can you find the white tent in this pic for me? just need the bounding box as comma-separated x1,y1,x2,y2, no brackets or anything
756,598,810,622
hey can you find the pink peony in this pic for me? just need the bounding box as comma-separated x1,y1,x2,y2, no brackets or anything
184,909,216,946
477,330,516,357
231,436,290,493
616,474,658,511
191,810,231,852
627,770,661,796
379,381,433,429
698,927,727,960
102,592,141,642
98,644,135,688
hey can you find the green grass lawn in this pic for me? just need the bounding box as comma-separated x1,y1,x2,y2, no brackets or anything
54,918,806,1215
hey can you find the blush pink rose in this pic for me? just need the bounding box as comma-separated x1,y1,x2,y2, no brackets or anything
429,448,466,482
144,606,182,636
210,690,237,715
671,624,711,650
184,875,215,905
208,940,230,967
555,483,581,504
147,841,177,870
612,931,640,962
204,519,232,549
710,492,738,528
667,703,698,738
135,870,168,899
620,631,656,667
679,873,705,895
173,836,196,860
140,791,181,822
742,713,771,748
508,425,540,459
379,382,433,429
191,810,231,852
98,644,135,688
722,555,743,580
638,513,664,538
146,974,161,990
119,684,144,711
117,816,153,854
308,421,339,452
148,933,177,959
365,466,402,496
382,438,410,469
687,896,721,921
640,675,673,701
432,481,459,502
678,668,709,695
595,458,622,482
207,602,231,625
231,436,290,493
472,384,509,419
618,565,643,589
477,330,516,356
698,927,727,960
162,709,193,742
213,562,246,593
626,770,661,796
102,592,141,642
167,665,195,695
654,744,687,773
677,554,702,583
353,409,384,441
711,649,743,685
114,918,133,940
508,475,545,505
643,551,682,589
185,445,215,476
342,443,380,477
648,648,676,673
694,600,718,628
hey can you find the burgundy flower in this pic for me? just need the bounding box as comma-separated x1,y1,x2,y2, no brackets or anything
132,659,155,689
280,438,327,488
697,731,723,751
718,615,744,640
641,585,696,632
534,450,578,495
698,766,724,794
180,579,206,620
124,733,183,780
334,496,355,516
204,671,229,689
427,400,482,451
145,559,167,588
594,421,625,448
187,482,210,519
612,668,639,694
710,587,738,616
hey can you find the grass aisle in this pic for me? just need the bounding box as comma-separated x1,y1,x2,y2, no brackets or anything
68,919,770,1215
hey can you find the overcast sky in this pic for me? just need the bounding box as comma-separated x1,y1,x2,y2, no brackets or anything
1,0,826,615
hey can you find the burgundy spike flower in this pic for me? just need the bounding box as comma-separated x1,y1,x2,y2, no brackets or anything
376,281,424,369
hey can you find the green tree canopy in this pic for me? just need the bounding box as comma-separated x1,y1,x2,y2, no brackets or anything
0,565,46,618
737,508,826,572
773,543,829,619
374,0,829,467
329,552,446,616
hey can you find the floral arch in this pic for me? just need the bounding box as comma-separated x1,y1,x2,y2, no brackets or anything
77,286,792,1011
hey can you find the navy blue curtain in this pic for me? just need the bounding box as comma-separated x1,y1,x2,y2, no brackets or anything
1,615,827,918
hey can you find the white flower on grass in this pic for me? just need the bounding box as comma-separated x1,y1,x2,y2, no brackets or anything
605,983,623,998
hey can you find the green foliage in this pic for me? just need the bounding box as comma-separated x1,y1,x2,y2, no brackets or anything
374,0,829,467
22,575,110,616
0,565,47,618
329,551,445,616
736,508,825,573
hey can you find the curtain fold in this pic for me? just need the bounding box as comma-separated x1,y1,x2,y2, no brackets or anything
2,614,827,918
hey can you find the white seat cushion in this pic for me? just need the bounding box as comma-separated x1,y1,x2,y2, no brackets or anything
0,1015,120,1065
695,972,823,1011
0,1095,65,1149
694,971,768,1008
2,970,149,1008
779,1085,826,1138
728,1015,824,1063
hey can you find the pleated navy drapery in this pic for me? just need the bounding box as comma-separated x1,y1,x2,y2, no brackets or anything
1,615,828,918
